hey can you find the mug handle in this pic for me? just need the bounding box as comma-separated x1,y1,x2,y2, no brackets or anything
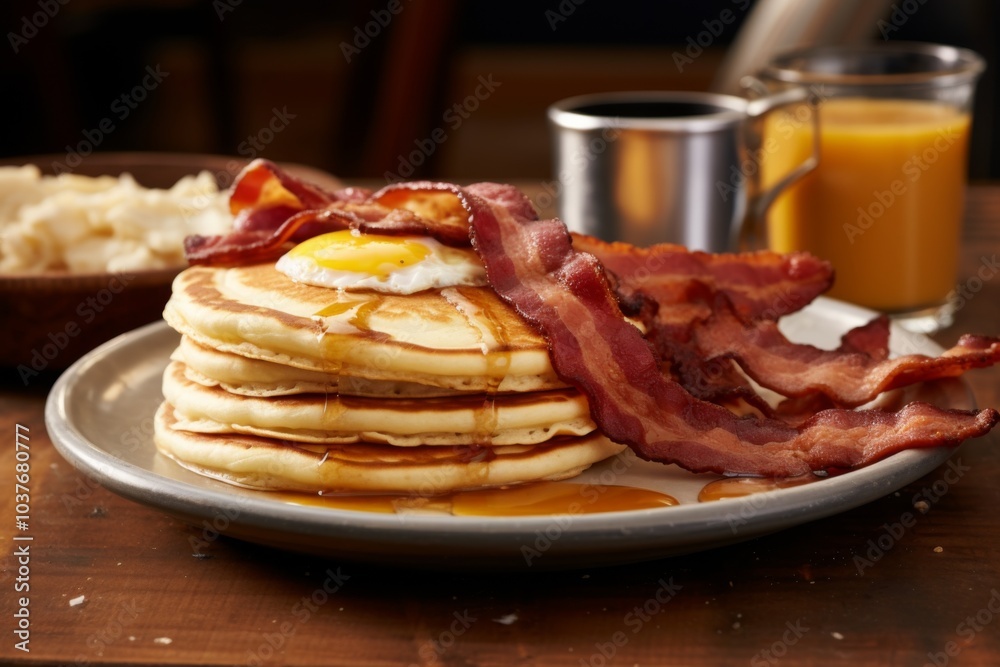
732,77,821,251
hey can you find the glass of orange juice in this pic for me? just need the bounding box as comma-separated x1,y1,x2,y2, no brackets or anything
756,43,984,333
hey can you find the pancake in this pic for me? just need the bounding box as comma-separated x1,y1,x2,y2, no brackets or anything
163,360,595,446
163,264,566,392
174,336,474,398
154,402,626,495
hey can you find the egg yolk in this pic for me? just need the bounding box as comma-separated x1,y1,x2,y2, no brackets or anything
286,231,431,279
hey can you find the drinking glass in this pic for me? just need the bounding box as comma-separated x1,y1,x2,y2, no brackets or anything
754,42,984,333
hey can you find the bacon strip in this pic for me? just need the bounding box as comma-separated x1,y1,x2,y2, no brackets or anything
465,189,998,476
654,314,893,420
229,158,342,231
186,166,477,266
184,207,428,267
369,182,484,246
644,330,768,414
695,302,1000,406
572,235,834,322
571,235,846,410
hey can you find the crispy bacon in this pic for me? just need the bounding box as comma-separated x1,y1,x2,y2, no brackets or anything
186,162,477,266
465,188,998,476
653,313,893,419
575,236,980,411
656,341,772,415
571,235,845,411
369,182,485,246
229,158,342,230
184,206,442,267
838,315,891,359
186,159,347,265
694,302,1000,406
768,317,890,423
572,235,834,323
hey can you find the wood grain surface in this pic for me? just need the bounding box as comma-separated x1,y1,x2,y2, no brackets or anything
2,186,999,667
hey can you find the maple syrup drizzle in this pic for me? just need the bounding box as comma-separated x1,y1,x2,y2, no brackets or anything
442,287,512,446
311,299,353,414
349,298,382,331
312,296,383,332
270,481,678,516
697,474,821,502
312,296,385,396
313,301,358,318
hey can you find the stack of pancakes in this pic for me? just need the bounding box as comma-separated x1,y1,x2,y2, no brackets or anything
154,262,625,495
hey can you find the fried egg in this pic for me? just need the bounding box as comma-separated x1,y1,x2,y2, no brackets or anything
275,230,487,294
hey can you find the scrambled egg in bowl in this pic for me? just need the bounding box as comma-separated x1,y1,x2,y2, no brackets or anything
0,164,231,274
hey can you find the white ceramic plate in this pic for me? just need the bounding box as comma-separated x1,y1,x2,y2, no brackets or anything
45,298,970,569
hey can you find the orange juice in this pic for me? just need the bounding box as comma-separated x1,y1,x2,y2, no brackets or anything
763,98,971,312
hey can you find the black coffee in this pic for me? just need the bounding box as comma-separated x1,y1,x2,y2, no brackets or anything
570,101,728,118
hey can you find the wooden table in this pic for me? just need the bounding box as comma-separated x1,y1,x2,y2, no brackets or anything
3,185,1000,667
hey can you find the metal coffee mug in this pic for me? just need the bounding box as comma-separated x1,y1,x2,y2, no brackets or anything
547,90,817,251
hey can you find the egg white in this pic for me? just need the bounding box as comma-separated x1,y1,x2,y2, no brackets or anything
275,232,488,294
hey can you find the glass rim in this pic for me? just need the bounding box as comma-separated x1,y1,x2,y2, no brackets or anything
761,41,985,88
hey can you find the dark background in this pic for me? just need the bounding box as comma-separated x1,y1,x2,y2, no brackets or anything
1,0,997,183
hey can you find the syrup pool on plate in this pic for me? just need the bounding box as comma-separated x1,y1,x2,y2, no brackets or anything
272,481,678,516
697,474,822,502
